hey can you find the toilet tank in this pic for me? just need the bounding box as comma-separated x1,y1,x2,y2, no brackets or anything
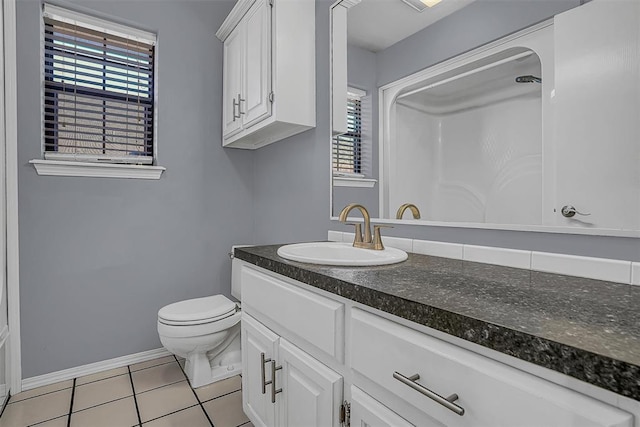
231,259,241,300
231,245,247,300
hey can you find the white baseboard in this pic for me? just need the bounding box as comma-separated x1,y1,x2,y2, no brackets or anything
22,348,171,391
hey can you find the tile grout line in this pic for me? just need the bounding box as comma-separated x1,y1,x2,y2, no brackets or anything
67,394,133,416
75,372,129,388
9,385,74,405
129,359,175,374
173,355,216,427
138,403,202,425
66,378,76,427
127,366,143,427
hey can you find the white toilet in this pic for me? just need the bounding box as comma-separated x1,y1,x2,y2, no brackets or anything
157,285,242,388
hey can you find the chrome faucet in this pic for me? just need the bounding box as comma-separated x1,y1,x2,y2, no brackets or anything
339,203,390,250
396,203,421,220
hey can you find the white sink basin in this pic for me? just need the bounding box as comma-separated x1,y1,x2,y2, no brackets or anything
277,242,408,266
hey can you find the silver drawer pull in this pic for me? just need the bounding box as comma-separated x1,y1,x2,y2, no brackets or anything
261,352,272,394
393,371,465,416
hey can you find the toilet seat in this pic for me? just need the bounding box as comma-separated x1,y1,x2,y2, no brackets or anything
158,295,237,326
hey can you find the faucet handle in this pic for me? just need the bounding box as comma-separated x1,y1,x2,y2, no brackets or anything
345,223,363,245
372,225,393,250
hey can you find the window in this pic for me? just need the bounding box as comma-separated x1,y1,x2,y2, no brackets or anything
332,91,363,175
42,5,156,165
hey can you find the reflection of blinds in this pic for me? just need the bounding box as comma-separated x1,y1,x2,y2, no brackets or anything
333,97,362,174
43,7,156,164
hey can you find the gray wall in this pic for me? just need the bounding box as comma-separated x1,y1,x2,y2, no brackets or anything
257,0,640,262
16,0,254,378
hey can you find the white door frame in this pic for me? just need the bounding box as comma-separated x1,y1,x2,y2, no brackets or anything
3,0,22,394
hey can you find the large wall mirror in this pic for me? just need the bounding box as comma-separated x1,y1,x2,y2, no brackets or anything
330,0,640,237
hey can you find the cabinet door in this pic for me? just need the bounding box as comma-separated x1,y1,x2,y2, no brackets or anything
350,386,414,427
222,23,244,139
242,0,272,128
242,314,278,427
277,338,343,427
554,0,640,230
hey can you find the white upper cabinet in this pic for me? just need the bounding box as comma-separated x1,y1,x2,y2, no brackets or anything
217,0,316,149
222,24,244,139
554,0,640,231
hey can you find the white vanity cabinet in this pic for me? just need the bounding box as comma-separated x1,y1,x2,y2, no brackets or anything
241,314,343,427
238,262,344,427
216,0,316,149
234,259,637,427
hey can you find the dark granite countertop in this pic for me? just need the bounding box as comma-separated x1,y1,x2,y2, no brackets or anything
235,244,640,400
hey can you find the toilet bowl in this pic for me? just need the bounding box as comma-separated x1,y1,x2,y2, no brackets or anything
157,294,242,388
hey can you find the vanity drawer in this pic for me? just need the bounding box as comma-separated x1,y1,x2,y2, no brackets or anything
350,308,632,427
239,263,344,361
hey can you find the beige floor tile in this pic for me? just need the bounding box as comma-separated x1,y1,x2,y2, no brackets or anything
143,406,210,427
130,356,175,372
70,396,138,427
195,375,241,402
0,388,71,427
76,366,129,386
9,380,73,403
131,362,185,393
73,374,133,412
30,415,69,427
203,390,249,427
136,381,198,423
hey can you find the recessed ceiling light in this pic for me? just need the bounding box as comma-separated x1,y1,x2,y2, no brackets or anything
401,0,442,12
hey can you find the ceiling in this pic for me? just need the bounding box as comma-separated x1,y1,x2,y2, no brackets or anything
347,0,477,52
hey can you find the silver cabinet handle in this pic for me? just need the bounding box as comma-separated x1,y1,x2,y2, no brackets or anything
271,360,282,403
393,372,465,416
260,352,272,394
232,98,240,121
237,94,246,115
561,205,591,218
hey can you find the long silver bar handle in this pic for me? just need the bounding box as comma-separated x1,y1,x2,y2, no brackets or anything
232,98,240,121
237,94,246,115
271,360,282,403
260,353,272,394
393,372,465,416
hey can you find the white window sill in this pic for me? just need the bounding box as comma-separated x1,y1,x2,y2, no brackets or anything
29,160,166,180
333,175,377,188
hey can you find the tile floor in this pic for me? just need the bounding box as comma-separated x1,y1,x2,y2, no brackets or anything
0,355,252,427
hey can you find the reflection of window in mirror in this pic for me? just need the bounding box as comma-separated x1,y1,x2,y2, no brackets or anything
333,87,367,178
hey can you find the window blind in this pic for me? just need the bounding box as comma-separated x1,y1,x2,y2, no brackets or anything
43,6,156,164
333,96,362,174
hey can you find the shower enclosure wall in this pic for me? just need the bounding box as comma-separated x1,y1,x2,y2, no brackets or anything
391,49,543,225
380,9,640,235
